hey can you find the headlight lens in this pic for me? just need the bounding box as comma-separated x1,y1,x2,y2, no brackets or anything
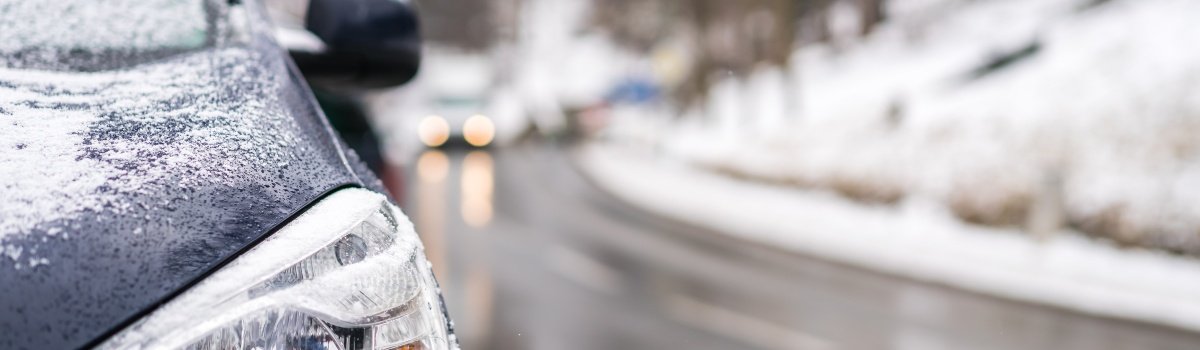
99,188,455,350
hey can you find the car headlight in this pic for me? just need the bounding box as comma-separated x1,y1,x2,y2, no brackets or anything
99,188,456,350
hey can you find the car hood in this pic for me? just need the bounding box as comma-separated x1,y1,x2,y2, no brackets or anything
0,33,380,349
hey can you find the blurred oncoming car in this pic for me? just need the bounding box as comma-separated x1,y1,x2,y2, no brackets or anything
0,0,456,349
414,52,498,149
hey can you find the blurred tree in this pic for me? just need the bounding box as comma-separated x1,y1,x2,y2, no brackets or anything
856,0,886,36
414,0,522,51
799,0,832,44
590,0,672,52
661,0,802,106
586,0,889,111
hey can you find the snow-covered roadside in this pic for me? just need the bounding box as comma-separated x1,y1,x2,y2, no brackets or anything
634,0,1200,255
577,143,1200,333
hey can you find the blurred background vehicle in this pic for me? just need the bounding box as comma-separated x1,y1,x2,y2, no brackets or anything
407,51,499,148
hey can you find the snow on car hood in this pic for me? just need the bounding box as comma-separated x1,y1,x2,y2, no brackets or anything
0,20,374,350
0,0,208,54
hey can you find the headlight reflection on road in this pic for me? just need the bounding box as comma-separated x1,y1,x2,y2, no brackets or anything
417,150,450,183
412,150,498,347
416,150,449,281
461,151,494,228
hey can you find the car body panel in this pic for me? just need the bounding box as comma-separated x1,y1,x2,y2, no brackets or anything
0,1,384,348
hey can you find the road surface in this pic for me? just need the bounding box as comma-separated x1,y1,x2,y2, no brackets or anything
400,142,1200,350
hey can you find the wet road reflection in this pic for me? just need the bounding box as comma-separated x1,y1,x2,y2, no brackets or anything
460,151,494,228
406,143,1200,350
415,150,449,280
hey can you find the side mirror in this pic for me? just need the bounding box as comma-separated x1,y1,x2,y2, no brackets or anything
290,0,421,89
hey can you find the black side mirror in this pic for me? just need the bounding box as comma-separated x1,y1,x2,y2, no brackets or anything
290,0,421,89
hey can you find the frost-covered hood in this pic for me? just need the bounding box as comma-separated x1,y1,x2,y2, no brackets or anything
0,5,376,349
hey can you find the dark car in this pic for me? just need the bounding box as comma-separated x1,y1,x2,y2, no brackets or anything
0,0,455,349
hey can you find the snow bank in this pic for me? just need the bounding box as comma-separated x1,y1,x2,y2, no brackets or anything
638,0,1200,254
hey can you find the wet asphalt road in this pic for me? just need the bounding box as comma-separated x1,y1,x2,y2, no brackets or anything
401,142,1200,350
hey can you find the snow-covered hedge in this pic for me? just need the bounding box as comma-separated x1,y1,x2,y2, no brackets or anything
650,0,1200,254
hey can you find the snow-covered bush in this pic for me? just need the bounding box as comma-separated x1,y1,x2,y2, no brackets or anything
650,0,1200,254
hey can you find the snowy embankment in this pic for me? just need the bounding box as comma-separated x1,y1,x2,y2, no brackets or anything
634,0,1200,255
577,144,1200,333
586,0,1200,332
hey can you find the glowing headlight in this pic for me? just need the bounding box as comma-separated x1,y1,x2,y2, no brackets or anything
462,115,494,147
418,116,451,148
99,189,456,350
